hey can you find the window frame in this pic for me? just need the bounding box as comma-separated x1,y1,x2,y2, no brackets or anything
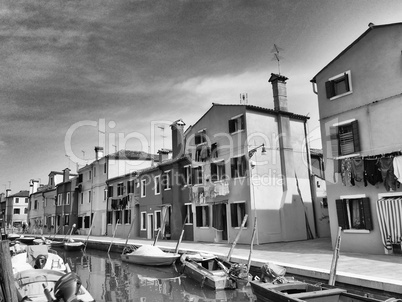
230,201,247,228
163,170,171,191
195,205,210,227
154,175,161,195
117,182,124,196
193,166,203,185
185,203,194,224
141,211,147,230
326,70,352,100
184,165,192,186
229,114,245,134
66,192,70,205
336,194,372,232
141,179,146,198
231,155,247,178
155,210,162,230
211,160,226,182
330,119,360,158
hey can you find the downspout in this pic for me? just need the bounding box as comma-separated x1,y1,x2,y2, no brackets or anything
304,120,319,238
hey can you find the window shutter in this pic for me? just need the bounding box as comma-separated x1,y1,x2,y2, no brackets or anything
206,207,210,226
361,197,373,230
240,115,245,130
336,199,349,229
351,120,360,153
344,73,350,92
211,163,217,182
196,207,202,227
329,126,339,158
228,119,235,133
230,204,236,227
230,158,235,178
241,155,247,177
211,143,218,158
325,81,334,98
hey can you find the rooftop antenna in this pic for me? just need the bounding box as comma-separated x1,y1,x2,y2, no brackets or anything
240,93,248,104
271,44,284,75
158,125,166,149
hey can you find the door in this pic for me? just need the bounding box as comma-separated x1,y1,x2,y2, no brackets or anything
147,213,154,239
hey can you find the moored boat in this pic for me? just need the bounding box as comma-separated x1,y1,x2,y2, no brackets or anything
121,245,180,266
64,239,84,251
179,253,238,290
18,235,35,245
7,233,20,241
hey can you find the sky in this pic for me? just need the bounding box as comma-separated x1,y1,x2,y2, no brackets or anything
1,0,402,192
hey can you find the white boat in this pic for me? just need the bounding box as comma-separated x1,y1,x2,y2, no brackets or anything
121,245,180,266
14,269,94,302
64,239,84,251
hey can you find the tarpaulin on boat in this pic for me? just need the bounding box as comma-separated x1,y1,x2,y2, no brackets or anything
376,197,402,250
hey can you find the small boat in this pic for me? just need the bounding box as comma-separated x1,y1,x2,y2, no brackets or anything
12,245,67,273
179,253,238,290
7,233,20,241
64,239,84,251
14,269,95,302
49,240,65,248
18,235,35,245
121,245,180,266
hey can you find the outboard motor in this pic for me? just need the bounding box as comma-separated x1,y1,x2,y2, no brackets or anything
54,272,82,302
34,254,48,269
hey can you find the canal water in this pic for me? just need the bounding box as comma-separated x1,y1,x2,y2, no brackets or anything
55,247,256,302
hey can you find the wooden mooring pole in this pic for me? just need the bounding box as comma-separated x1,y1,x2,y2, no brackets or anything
0,240,18,301
329,227,342,286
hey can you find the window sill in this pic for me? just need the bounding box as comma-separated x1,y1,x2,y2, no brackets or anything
329,90,353,101
343,229,370,234
230,129,244,135
334,153,360,160
164,188,171,191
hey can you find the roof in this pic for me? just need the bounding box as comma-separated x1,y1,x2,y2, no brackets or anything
191,103,309,130
9,190,29,198
106,150,158,161
311,22,402,82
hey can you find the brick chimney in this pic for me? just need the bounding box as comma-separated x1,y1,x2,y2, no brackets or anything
6,189,11,197
63,168,70,182
171,119,186,159
158,149,171,163
29,179,39,195
269,73,289,111
95,146,104,160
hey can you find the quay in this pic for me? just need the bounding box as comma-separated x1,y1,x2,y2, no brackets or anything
49,234,402,296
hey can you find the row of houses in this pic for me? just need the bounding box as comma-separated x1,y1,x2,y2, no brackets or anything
2,22,402,256
0,73,330,247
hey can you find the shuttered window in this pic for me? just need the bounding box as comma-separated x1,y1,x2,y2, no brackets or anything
336,197,372,230
325,71,351,99
229,115,245,133
231,155,247,178
230,202,247,228
196,205,210,227
330,120,360,157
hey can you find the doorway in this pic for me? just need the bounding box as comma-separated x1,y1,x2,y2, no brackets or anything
147,213,154,239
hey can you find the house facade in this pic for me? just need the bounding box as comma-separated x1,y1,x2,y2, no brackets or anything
311,22,402,254
177,74,315,245
5,190,29,230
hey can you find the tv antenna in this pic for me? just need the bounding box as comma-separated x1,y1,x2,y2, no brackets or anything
271,44,284,75
158,126,166,149
240,93,248,104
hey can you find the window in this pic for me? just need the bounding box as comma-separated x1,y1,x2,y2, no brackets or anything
231,155,247,178
141,179,146,197
24,208,28,214
163,171,171,190
193,166,203,185
80,192,83,205
325,70,352,100
14,208,20,214
84,216,90,228
88,191,92,203
230,202,247,228
211,143,218,158
25,198,28,203
141,212,146,230
108,185,113,198
154,176,160,195
155,210,161,230
211,161,226,181
184,165,192,186
15,198,19,203
195,145,210,161
195,131,207,145
196,205,209,227
89,170,92,180
66,192,70,205
104,163,107,174
104,189,107,201
93,167,96,177
117,183,124,196
34,200,38,210
330,120,360,157
229,114,245,133
107,212,113,224
57,194,62,206
78,216,83,229
64,214,69,226
124,209,131,224
336,197,372,230
115,211,121,224
127,180,135,194
185,203,193,224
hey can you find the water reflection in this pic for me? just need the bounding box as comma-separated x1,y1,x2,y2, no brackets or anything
54,248,256,302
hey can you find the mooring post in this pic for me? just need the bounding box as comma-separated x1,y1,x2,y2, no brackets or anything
0,240,18,301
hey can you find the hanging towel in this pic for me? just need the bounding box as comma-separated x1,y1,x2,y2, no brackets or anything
364,158,382,186
341,158,354,186
392,155,402,184
378,157,397,191
351,158,364,183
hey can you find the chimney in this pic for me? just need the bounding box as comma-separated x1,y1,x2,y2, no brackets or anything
171,119,186,159
29,179,39,195
269,73,289,111
63,168,70,182
95,146,104,160
6,189,11,197
158,149,170,163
